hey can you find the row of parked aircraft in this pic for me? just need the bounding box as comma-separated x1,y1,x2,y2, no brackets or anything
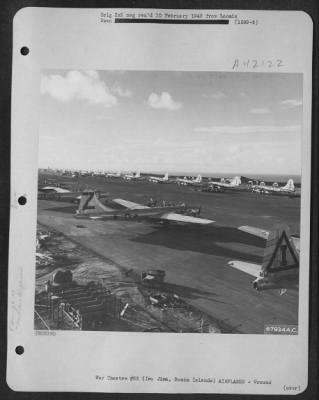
147,173,297,195
250,179,295,195
39,172,298,199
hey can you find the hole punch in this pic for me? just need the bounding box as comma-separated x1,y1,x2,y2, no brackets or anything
18,196,27,205
20,46,29,56
15,345,24,355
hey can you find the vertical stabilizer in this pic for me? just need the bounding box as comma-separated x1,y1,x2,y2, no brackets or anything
281,179,294,191
195,174,202,183
77,190,95,215
77,191,112,215
261,225,299,275
232,176,241,186
163,173,169,180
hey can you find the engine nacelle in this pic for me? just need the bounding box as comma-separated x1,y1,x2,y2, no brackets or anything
253,276,278,290
252,277,270,290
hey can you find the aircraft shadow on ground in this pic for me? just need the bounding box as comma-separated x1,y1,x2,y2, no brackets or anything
132,225,265,263
124,272,227,304
44,205,79,214
159,281,228,304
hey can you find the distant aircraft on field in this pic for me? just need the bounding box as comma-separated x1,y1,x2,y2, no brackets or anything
38,186,82,202
38,186,108,203
106,171,122,178
251,179,295,195
228,225,300,292
149,173,169,184
176,174,202,186
208,176,242,192
123,171,142,181
92,171,105,177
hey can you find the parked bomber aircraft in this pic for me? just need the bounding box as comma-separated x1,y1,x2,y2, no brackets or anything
75,190,300,294
123,171,142,181
38,186,108,203
176,174,202,186
76,190,215,224
106,171,122,178
229,225,300,292
251,179,296,195
208,176,242,192
149,173,169,183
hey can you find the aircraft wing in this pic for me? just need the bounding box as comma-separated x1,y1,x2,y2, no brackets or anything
88,211,215,224
238,225,269,239
228,260,262,278
112,198,150,210
39,186,71,194
159,213,215,224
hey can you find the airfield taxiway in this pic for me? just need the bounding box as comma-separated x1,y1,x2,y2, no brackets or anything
37,176,300,333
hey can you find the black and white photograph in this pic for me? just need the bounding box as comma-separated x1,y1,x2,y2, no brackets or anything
7,8,313,394
35,70,302,334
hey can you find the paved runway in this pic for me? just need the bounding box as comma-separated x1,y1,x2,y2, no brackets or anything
37,176,300,333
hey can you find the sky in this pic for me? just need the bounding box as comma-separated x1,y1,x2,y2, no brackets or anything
39,70,303,175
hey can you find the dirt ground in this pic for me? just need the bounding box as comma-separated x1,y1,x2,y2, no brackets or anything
35,227,222,333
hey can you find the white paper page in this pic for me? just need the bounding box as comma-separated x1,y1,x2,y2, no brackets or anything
8,8,312,393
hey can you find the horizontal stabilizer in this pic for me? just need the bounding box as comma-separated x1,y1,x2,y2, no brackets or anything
238,225,269,239
39,186,71,194
291,236,300,253
228,261,262,278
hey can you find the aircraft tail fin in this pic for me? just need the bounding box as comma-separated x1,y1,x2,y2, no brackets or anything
135,171,140,178
261,225,299,275
195,174,202,183
163,173,169,180
77,190,94,215
281,178,294,191
77,190,112,215
231,176,241,186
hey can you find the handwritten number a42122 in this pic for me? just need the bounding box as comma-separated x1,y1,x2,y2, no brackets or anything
232,59,284,70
